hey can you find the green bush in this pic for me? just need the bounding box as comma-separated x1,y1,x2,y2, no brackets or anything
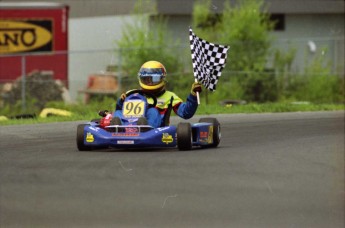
219,0,274,72
0,99,40,117
242,71,279,102
285,48,345,103
287,74,344,103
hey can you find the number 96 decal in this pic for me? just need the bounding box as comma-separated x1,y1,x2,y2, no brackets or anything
122,100,146,118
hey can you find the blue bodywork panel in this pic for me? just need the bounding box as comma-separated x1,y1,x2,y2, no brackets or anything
83,123,178,148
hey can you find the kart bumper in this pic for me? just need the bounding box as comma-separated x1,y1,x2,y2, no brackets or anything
82,125,177,148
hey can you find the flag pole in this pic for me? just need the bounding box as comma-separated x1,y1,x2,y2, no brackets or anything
195,78,200,104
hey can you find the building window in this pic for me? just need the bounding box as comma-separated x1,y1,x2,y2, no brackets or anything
270,14,285,31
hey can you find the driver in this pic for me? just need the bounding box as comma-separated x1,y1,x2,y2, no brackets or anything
100,60,202,128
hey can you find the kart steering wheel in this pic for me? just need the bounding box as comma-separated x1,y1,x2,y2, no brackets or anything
125,89,157,108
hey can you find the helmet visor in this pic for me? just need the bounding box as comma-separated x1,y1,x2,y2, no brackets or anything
138,68,165,86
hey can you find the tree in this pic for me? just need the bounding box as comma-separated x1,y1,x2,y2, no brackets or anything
220,0,274,72
192,0,276,102
116,0,182,86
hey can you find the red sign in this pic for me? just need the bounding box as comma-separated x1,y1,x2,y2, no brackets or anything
0,3,69,85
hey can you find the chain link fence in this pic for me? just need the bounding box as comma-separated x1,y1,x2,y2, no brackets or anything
0,37,344,113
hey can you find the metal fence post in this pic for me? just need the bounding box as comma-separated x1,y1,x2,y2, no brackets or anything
21,55,26,112
118,48,122,92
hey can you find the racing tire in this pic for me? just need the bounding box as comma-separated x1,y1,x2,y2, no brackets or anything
198,118,221,148
177,122,193,151
137,117,148,125
110,117,122,125
76,124,92,151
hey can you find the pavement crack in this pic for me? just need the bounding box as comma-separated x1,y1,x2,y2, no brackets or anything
162,194,178,208
118,161,133,172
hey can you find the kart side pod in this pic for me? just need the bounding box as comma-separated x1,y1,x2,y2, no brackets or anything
177,117,221,151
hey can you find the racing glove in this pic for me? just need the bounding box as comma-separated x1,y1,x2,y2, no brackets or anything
191,82,202,96
98,110,109,117
120,93,126,101
115,93,127,111
115,93,126,110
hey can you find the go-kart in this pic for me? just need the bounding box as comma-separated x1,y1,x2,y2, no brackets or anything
76,89,220,151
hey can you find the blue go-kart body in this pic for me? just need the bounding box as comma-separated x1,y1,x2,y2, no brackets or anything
76,90,220,151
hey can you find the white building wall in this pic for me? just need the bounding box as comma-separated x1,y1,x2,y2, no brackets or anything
68,15,135,100
271,14,344,74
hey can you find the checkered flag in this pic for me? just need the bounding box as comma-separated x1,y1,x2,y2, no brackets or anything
189,27,230,91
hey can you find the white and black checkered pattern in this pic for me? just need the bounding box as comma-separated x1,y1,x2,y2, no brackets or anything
189,27,230,91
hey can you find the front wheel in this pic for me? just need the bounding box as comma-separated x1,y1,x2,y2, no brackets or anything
76,124,92,151
177,122,192,151
199,118,221,148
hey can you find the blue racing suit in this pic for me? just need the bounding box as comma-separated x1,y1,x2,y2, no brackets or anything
114,90,199,128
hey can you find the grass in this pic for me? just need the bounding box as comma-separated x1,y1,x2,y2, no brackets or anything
196,102,345,114
0,101,344,126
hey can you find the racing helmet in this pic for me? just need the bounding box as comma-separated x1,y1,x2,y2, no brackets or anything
138,61,167,92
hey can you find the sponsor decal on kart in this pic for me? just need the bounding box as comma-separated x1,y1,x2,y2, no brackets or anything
86,132,94,143
112,133,139,137
162,133,173,144
89,127,99,132
207,126,213,144
155,127,170,133
117,140,135,144
125,127,138,133
200,131,208,138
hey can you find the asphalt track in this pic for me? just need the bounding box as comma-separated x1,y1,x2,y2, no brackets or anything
0,111,344,228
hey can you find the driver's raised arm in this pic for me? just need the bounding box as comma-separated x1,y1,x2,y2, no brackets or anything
174,93,199,119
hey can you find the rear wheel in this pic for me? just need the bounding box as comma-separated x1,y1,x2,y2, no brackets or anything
177,122,192,150
199,118,221,148
76,124,92,151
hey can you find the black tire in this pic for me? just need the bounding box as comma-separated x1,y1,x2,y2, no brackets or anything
137,117,148,125
177,122,192,151
76,124,92,151
199,118,221,148
110,117,121,125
